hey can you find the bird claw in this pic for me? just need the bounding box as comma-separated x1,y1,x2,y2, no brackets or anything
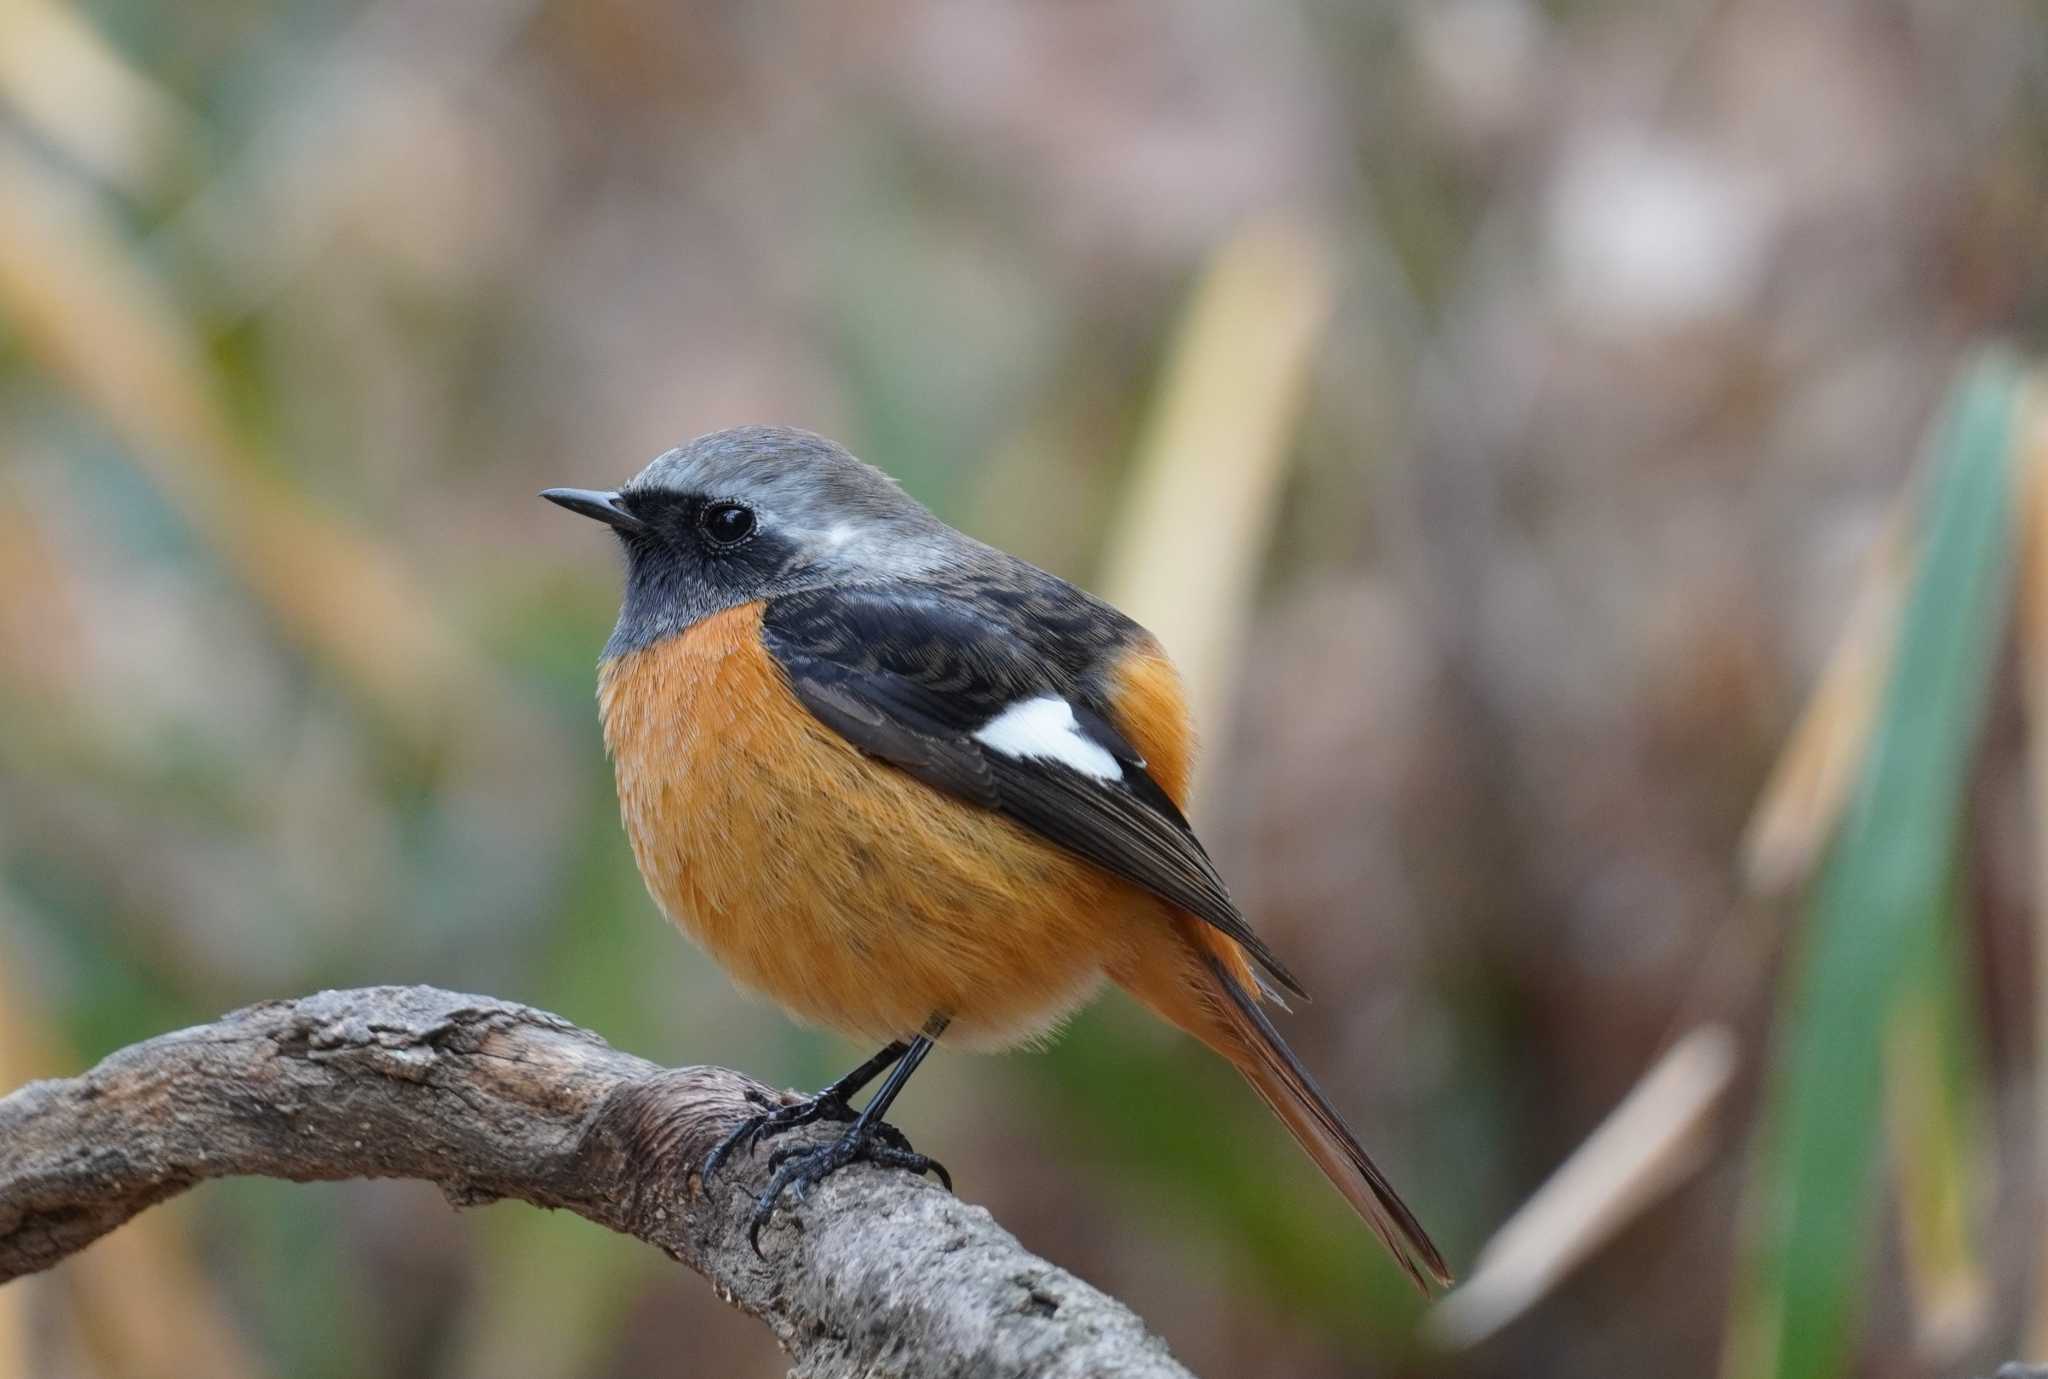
762,1119,916,1173
702,1085,859,1182
747,1123,952,1255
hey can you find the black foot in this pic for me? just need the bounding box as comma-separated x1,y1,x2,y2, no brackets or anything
748,1122,952,1253
702,1085,860,1182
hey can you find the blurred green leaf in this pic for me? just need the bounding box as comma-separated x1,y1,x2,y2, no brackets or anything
1729,352,2022,1379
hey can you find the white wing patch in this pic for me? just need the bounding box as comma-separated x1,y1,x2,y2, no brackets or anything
973,696,1122,781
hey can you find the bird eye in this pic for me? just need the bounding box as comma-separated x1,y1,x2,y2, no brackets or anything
700,501,756,546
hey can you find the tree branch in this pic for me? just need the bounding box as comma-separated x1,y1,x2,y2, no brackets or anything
0,985,1193,1379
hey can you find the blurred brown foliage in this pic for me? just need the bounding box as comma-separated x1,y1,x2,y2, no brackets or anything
3,2,2047,1377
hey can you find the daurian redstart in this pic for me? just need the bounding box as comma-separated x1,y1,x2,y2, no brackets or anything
545,426,1449,1288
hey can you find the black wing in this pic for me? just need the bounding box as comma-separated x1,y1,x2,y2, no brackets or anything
761,586,1308,1002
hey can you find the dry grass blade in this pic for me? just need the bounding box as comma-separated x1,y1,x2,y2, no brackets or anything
0,915,45,1379
0,133,481,749
0,0,201,199
0,1276,21,1379
0,470,85,704
1740,506,1911,897
1099,219,1333,788
2018,386,2048,1362
1884,980,1989,1364
1423,1025,1738,1349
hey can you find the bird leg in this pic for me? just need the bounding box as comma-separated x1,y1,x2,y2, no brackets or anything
702,1039,908,1180
747,1018,952,1252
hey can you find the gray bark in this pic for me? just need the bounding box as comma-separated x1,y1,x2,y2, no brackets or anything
0,985,1194,1379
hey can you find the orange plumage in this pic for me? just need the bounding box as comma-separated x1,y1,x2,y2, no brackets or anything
602,601,1178,1048
599,596,1263,1047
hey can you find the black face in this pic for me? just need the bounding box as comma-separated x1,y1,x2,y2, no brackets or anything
600,488,810,657
610,489,760,551
548,426,963,658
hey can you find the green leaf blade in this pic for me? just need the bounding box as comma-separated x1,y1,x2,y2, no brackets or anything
1740,352,2023,1379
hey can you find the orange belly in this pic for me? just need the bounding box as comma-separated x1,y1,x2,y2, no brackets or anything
598,601,1173,1048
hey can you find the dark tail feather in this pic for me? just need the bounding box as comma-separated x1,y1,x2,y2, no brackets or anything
1203,950,1453,1292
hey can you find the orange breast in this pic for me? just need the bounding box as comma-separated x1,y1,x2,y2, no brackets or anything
599,602,1165,1048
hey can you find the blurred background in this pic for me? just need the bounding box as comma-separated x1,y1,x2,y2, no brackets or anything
3,2,2047,1376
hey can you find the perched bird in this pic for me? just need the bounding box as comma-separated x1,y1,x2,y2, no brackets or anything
545,426,1449,1288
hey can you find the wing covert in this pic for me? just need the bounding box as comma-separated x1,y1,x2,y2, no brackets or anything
761,587,1309,1002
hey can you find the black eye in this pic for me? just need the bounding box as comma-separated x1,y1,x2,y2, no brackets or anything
700,501,756,546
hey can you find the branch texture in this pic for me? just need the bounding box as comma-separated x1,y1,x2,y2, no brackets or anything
0,985,1193,1379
